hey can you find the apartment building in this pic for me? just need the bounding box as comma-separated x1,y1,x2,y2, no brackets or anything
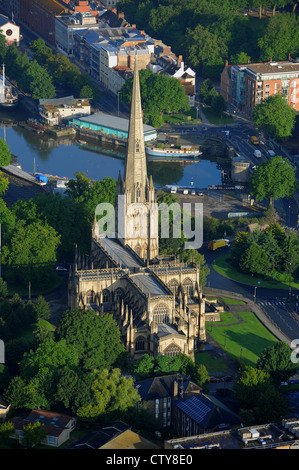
221,59,299,116
19,0,68,46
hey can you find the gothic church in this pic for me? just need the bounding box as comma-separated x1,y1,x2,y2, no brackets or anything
68,59,218,360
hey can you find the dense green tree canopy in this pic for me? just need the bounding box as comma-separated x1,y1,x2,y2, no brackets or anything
55,308,125,370
249,155,297,205
257,341,297,384
253,94,296,140
120,69,189,126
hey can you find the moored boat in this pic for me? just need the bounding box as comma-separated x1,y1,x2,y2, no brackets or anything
0,64,18,109
146,145,202,158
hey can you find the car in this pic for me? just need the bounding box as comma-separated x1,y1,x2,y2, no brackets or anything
288,379,298,385
191,190,196,195
55,265,68,272
183,189,188,195
222,376,233,382
209,377,221,383
198,192,204,196
280,381,288,386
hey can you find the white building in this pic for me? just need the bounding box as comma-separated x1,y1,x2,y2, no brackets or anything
38,96,91,126
0,14,20,46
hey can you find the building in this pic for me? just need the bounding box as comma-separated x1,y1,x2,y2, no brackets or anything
172,394,241,437
149,53,196,107
11,409,77,447
165,419,299,449
55,11,101,56
221,59,299,116
0,396,10,420
71,112,157,141
135,374,202,429
0,14,21,46
68,59,218,360
38,96,91,125
19,0,68,47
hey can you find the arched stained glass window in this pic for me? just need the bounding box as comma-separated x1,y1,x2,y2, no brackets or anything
164,343,181,357
153,303,169,324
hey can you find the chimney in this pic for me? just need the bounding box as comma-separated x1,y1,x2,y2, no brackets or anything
177,55,183,67
112,8,117,14
118,12,124,19
173,379,178,399
225,60,228,66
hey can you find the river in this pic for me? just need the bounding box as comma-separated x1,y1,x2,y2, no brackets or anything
0,105,226,189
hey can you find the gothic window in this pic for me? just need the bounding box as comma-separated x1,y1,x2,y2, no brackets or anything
135,336,145,351
115,288,123,303
86,290,95,304
183,278,193,296
102,289,110,303
168,279,179,295
153,303,170,324
136,187,141,201
164,343,181,357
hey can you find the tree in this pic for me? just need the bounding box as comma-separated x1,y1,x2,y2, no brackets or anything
120,69,189,125
55,309,125,371
0,138,11,166
249,155,297,206
76,368,140,421
20,60,56,100
258,12,299,61
253,94,296,140
22,421,46,448
256,341,298,385
33,296,51,321
3,220,60,287
239,242,271,274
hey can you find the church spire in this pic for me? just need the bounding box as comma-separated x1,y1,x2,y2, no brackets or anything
124,55,147,203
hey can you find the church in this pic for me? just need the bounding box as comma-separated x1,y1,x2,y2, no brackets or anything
68,59,220,360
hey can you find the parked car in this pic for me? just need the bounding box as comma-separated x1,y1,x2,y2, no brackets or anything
288,379,298,385
280,381,288,386
209,377,221,383
198,192,204,196
191,190,196,195
222,376,233,382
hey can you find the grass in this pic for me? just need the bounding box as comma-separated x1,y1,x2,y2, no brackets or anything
7,275,63,298
202,107,235,125
213,253,299,290
195,351,229,373
206,311,279,367
163,108,201,124
221,297,246,305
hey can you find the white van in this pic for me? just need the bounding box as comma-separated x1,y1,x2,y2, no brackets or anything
254,149,261,158
170,186,177,194
183,189,188,195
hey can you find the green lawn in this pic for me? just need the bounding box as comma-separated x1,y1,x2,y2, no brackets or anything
221,297,246,305
202,107,235,125
213,253,299,290
206,311,279,367
195,351,229,373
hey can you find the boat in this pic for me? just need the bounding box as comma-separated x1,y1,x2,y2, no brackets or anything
146,145,202,158
0,64,18,109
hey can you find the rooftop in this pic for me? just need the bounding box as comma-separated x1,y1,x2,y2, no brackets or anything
74,112,156,135
245,61,299,76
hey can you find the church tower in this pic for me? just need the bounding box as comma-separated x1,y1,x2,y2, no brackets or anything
116,57,159,261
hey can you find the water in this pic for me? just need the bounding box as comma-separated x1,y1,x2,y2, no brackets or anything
0,108,224,189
